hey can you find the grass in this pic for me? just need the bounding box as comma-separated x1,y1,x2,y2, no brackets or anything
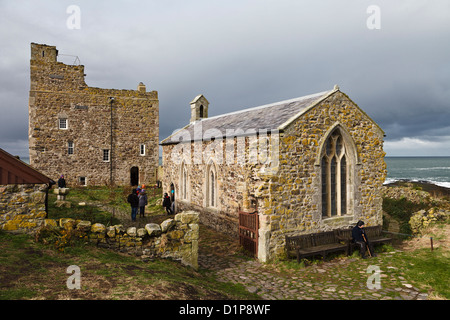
0,229,257,300
390,248,450,298
47,186,166,226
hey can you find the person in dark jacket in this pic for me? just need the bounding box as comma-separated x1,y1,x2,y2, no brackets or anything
163,192,172,215
127,189,139,222
58,175,66,188
352,220,376,258
138,189,148,218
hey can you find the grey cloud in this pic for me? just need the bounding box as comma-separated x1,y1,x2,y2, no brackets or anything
1,0,450,157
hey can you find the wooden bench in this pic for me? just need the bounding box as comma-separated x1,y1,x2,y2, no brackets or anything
285,231,348,263
337,225,392,255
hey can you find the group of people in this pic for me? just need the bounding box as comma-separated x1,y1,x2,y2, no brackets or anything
127,186,175,222
126,186,148,222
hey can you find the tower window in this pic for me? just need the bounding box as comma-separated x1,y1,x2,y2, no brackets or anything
103,149,110,162
59,118,68,129
68,141,74,155
140,144,145,156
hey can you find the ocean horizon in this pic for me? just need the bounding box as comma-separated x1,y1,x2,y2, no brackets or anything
384,156,450,189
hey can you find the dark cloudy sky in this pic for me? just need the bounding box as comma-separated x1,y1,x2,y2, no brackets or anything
1,0,449,157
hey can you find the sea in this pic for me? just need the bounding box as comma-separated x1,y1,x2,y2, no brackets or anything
20,156,450,189
384,157,450,189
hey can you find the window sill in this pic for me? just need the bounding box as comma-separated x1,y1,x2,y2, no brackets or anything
322,215,354,225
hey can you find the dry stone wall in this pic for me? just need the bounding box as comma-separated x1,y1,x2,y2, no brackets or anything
44,211,199,269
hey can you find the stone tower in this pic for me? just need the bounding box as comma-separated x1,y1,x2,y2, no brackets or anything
28,43,159,186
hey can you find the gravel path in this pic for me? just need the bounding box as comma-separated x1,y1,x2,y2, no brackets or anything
198,226,428,300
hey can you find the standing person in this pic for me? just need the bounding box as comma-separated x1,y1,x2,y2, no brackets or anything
351,220,376,258
127,188,139,222
138,189,148,218
58,175,66,188
163,192,172,215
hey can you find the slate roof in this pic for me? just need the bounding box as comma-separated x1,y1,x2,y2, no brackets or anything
161,88,336,145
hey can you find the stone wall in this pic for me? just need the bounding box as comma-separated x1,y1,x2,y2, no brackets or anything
257,91,387,260
162,139,252,238
0,183,49,233
29,43,159,186
42,211,199,269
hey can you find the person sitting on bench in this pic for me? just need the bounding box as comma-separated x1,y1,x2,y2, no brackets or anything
352,220,376,258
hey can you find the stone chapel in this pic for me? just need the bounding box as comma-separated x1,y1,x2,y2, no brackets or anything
28,43,159,186
161,86,386,262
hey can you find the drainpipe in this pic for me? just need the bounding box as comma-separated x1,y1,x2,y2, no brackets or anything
109,97,115,186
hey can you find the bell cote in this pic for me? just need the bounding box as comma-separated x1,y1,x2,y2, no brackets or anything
190,94,209,123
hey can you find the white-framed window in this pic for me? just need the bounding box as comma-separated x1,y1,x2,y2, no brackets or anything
103,149,110,162
59,118,68,129
140,144,146,156
79,176,86,186
68,141,74,155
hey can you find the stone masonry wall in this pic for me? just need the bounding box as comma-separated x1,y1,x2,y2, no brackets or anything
162,138,257,238
29,43,159,186
256,91,386,260
0,183,49,233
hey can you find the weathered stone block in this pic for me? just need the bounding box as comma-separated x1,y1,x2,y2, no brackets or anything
106,226,116,238
127,227,137,237
76,220,91,232
137,228,147,237
91,223,106,233
145,223,162,237
160,218,175,232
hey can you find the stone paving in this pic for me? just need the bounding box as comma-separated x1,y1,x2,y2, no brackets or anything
198,226,429,300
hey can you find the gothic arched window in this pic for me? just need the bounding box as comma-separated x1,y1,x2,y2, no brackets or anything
321,129,348,218
206,162,217,208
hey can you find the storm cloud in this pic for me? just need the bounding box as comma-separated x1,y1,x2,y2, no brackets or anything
1,0,449,157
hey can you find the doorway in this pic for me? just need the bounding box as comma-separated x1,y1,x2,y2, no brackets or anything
130,167,139,186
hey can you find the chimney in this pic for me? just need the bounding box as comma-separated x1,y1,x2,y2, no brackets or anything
137,82,146,92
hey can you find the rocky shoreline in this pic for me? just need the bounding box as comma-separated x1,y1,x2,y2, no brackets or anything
384,179,450,199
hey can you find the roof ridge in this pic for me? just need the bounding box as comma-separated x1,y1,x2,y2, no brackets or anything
200,90,331,122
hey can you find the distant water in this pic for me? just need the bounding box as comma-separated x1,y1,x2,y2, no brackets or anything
385,157,450,189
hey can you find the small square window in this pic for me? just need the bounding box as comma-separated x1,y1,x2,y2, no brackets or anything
103,149,110,162
79,177,86,186
140,144,145,156
68,141,74,155
59,118,68,129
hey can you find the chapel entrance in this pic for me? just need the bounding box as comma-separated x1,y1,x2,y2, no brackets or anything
238,210,259,257
130,167,139,186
